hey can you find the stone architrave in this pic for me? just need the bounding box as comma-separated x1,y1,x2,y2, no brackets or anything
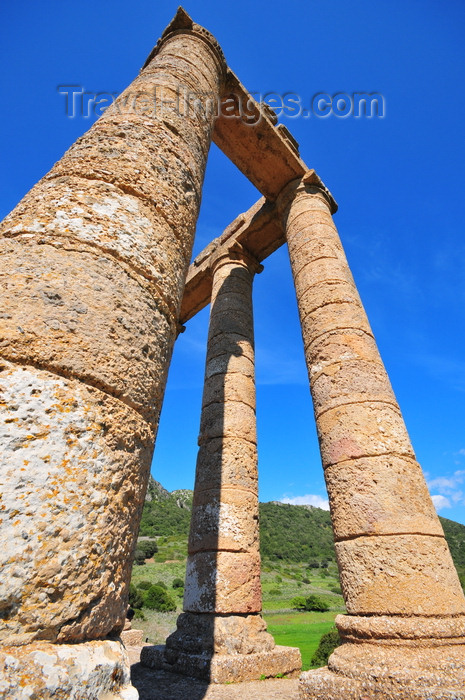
0,9,226,698
141,244,301,682
277,171,465,699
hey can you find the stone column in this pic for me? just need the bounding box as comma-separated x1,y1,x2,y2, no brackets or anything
0,9,225,698
141,244,301,682
277,171,465,699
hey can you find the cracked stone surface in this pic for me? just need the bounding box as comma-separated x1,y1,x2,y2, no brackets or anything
278,176,465,699
0,5,225,678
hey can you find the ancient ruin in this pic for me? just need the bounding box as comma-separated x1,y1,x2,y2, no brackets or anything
1,7,464,699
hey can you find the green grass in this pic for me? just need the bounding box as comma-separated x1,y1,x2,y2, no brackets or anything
264,611,338,671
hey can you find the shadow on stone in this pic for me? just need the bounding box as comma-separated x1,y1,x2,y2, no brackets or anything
131,663,210,700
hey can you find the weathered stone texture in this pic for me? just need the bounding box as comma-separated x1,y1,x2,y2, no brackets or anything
316,402,415,467
166,612,275,655
183,550,263,615
0,639,137,700
279,175,465,699
326,643,465,699
184,250,262,614
142,643,302,684
0,238,173,424
0,8,226,656
146,247,301,681
278,178,464,601
188,488,260,553
194,438,259,493
324,455,443,539
0,360,153,645
336,534,465,616
336,613,465,645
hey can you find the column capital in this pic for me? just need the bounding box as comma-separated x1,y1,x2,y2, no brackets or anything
141,7,227,82
210,242,264,277
276,169,338,218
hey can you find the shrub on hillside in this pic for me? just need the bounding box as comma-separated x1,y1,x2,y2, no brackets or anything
144,585,176,612
290,596,307,611
128,584,144,610
269,587,282,596
155,580,167,590
137,580,152,590
311,626,340,667
172,578,184,589
133,549,146,565
137,540,158,558
305,595,330,612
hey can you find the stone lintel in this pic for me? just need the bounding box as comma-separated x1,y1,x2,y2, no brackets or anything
142,14,308,201
179,197,283,323
213,69,308,200
179,170,337,324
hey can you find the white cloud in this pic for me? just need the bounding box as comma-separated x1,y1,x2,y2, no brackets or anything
280,494,329,510
427,471,465,491
431,494,452,511
427,470,465,512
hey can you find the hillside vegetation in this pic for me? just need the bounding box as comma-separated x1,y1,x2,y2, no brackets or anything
138,478,465,582
132,478,465,669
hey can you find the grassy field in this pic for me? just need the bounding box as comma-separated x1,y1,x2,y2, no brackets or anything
264,611,338,670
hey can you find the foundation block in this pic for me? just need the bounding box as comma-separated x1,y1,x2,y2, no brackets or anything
141,643,301,683
299,641,465,700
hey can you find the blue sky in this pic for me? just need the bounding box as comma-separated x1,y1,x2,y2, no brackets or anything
2,1,465,524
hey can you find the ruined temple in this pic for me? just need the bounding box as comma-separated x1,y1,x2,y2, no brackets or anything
1,8,464,699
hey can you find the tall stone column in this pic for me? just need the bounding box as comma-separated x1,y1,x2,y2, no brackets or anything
278,171,465,699
141,244,301,682
0,9,226,698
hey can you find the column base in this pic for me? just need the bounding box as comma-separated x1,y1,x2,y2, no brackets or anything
140,611,301,682
300,614,465,700
0,638,138,700
141,643,301,683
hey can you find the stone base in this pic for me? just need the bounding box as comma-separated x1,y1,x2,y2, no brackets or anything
121,628,145,647
0,638,138,700
141,643,302,683
299,643,465,700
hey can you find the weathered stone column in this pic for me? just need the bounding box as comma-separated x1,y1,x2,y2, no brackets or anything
141,244,301,682
277,171,465,699
0,9,225,698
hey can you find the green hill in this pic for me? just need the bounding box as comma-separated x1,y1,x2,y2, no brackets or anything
138,478,465,582
139,477,193,537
